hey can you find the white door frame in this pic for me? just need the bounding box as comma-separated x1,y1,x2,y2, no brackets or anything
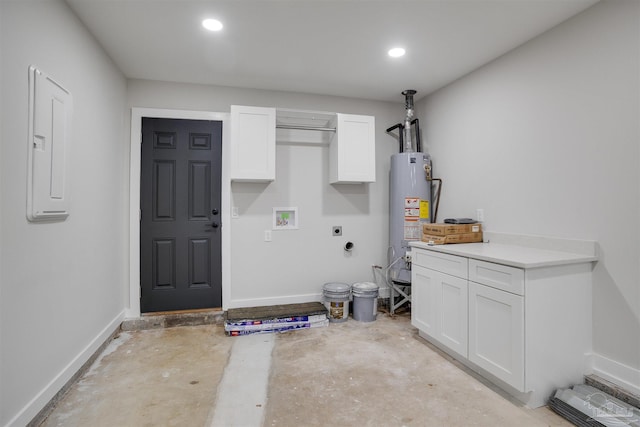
127,107,231,318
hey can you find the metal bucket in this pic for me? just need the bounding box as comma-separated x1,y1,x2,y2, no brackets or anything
352,282,379,322
323,282,351,323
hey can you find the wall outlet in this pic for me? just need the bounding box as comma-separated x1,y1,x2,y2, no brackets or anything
476,209,485,222
264,230,272,242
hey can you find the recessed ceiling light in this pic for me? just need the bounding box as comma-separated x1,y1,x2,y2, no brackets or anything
202,18,223,32
388,47,406,58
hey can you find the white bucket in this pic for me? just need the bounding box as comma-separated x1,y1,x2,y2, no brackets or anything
352,282,379,322
323,282,351,323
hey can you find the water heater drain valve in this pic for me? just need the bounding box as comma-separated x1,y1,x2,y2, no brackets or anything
404,252,412,263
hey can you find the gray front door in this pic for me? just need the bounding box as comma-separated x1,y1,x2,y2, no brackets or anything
140,118,222,312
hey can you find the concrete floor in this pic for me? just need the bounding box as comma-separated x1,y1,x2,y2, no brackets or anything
40,313,573,427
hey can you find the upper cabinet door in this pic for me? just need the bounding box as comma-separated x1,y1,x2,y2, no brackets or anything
230,105,276,182
329,113,375,184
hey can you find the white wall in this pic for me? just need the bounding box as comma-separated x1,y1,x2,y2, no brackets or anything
0,1,128,425
0,2,4,420
6,1,636,423
127,80,400,308
419,0,639,392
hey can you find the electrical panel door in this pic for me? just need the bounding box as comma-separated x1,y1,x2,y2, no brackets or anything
27,66,72,221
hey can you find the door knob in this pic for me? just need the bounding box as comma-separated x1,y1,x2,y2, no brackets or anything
212,209,219,215
211,222,219,228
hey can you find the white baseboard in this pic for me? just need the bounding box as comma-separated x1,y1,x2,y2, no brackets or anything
5,310,125,427
227,288,393,309
226,293,322,309
589,352,640,396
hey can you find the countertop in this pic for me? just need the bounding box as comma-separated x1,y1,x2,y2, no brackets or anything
409,232,598,269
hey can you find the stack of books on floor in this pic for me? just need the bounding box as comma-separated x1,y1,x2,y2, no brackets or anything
224,302,329,336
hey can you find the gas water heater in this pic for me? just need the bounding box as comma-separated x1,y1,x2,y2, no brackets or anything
387,90,438,285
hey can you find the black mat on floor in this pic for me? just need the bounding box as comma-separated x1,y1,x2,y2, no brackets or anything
225,302,327,322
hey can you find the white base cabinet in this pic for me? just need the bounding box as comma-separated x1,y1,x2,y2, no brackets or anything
412,264,468,358
411,243,593,408
411,265,436,337
468,281,524,391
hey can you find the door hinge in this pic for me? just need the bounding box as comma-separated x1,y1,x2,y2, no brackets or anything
139,209,142,221
140,131,143,144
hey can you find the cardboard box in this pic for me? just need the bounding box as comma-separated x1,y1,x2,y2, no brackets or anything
226,320,329,336
422,223,482,236
421,232,483,245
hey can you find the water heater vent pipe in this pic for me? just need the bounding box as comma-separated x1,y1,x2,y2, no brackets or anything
402,89,416,153
386,90,421,153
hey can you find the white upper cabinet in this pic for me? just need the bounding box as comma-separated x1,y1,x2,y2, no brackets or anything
230,105,276,182
231,107,375,184
329,113,375,184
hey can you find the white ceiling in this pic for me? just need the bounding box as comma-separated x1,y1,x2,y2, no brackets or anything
65,0,599,102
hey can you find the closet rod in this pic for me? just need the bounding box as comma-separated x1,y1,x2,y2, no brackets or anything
276,124,336,132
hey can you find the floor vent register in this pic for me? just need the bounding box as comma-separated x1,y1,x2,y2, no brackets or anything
549,384,640,427
224,302,329,336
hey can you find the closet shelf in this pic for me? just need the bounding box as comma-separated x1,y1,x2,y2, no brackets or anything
275,108,337,145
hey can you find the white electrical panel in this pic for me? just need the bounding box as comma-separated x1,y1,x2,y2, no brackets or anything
27,66,72,221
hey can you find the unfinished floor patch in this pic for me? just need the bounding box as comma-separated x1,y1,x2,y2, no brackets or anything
40,314,571,427
207,334,275,426
40,325,231,427
264,315,572,427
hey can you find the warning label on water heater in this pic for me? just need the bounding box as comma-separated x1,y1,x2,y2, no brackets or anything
420,200,430,220
404,197,421,240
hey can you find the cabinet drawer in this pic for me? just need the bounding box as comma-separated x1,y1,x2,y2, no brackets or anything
469,259,524,296
413,250,468,279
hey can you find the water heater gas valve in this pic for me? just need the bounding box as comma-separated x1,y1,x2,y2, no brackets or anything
424,164,432,180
